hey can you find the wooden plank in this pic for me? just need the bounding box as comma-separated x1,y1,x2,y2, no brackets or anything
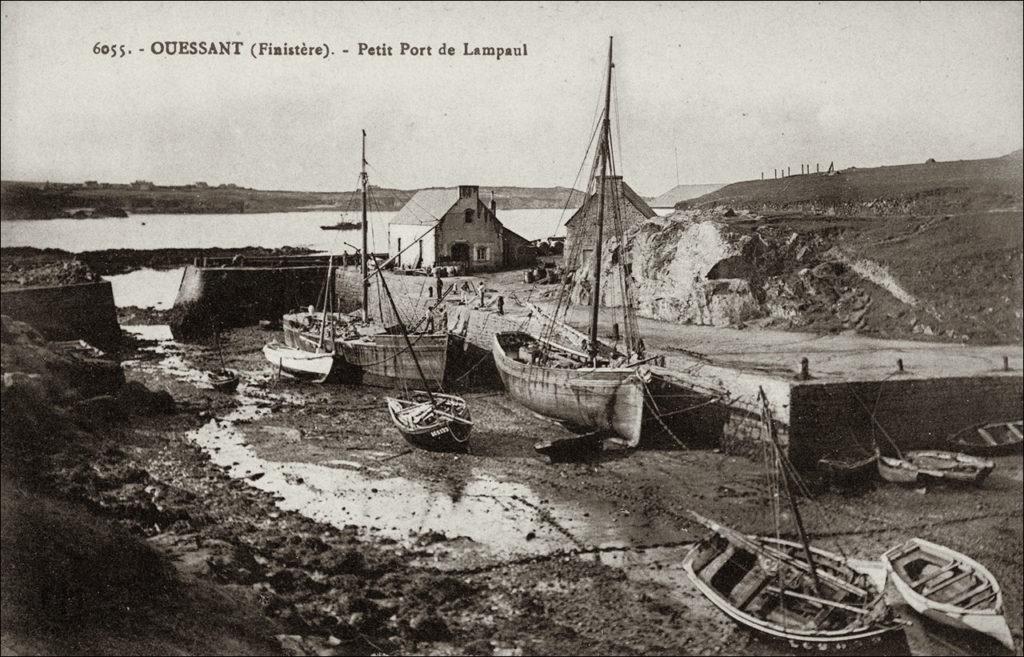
765,587,871,616
951,582,992,606
1006,422,1023,439
911,561,958,589
964,590,998,610
976,428,1000,446
923,570,973,597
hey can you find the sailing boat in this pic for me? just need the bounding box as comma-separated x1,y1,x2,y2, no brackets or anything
683,388,902,650
279,131,455,388
492,37,647,449
369,254,473,452
335,130,458,390
268,254,348,382
206,324,240,392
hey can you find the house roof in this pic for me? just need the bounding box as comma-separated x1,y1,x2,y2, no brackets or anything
389,188,461,226
565,178,657,227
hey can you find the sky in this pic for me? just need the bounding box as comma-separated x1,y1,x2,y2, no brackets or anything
1,1,1022,196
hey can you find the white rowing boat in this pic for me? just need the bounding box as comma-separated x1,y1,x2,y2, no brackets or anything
883,537,1013,650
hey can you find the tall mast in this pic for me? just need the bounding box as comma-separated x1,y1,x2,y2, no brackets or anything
758,387,822,596
360,129,369,322
588,36,613,365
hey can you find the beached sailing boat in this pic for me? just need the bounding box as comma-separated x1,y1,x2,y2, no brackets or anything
374,270,474,452
266,254,345,382
336,130,458,389
492,37,649,449
280,131,458,388
683,388,902,650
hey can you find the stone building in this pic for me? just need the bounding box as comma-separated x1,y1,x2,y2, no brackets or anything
562,175,656,269
387,185,534,272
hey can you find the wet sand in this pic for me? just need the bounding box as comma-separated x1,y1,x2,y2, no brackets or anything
114,322,1022,655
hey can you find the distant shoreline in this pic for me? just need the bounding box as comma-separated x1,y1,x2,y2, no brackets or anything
0,181,586,221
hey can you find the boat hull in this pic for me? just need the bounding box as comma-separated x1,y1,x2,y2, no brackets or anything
492,332,644,446
341,333,453,389
262,342,337,383
386,393,472,453
818,449,880,487
947,420,1023,457
208,369,240,393
883,537,1013,650
683,530,900,650
878,451,994,486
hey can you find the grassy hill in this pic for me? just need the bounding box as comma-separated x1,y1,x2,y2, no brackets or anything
646,183,724,208
0,182,586,220
680,150,1023,215
670,150,1023,344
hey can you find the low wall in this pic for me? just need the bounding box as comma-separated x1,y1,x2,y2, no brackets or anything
170,264,332,340
0,281,121,351
790,373,1023,464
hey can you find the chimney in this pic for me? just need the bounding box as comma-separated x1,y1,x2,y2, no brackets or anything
490,191,497,215
458,185,478,200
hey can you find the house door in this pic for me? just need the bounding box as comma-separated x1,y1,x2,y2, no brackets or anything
450,242,470,263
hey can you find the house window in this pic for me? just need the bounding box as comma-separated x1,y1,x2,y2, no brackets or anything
475,245,490,261
465,209,474,223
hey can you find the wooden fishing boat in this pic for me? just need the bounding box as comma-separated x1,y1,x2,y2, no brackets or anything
340,331,454,389
686,389,903,650
492,39,652,450
386,392,472,452
684,512,901,650
817,448,880,487
262,341,337,382
493,331,644,446
947,420,1023,456
883,537,1013,650
207,368,240,392
878,450,994,486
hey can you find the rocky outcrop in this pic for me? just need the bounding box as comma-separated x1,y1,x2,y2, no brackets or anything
566,209,945,336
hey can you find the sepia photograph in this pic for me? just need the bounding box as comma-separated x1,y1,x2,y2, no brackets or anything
1,1,1021,655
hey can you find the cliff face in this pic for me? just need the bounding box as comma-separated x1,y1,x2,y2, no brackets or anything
566,206,1022,344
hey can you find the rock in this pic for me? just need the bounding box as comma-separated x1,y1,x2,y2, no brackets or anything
116,381,175,415
406,611,450,641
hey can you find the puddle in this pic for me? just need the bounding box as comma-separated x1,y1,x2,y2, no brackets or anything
124,324,693,559
106,268,184,310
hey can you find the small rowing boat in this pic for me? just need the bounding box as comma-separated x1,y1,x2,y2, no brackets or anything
947,420,1023,457
883,537,1013,650
817,448,880,487
386,392,472,452
262,341,337,382
207,368,240,392
878,450,994,486
684,512,901,651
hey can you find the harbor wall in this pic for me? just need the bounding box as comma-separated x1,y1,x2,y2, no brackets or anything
170,264,331,340
789,373,1023,462
0,281,121,351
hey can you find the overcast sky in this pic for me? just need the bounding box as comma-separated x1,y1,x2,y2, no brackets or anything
2,1,1021,196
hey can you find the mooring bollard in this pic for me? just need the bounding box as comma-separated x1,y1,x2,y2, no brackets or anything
496,296,504,315
1004,356,1010,371
897,358,904,373
799,357,809,380
612,323,620,341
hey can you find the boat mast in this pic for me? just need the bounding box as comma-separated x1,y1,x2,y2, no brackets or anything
588,36,613,366
376,270,436,405
759,387,822,596
318,254,333,351
360,129,369,322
